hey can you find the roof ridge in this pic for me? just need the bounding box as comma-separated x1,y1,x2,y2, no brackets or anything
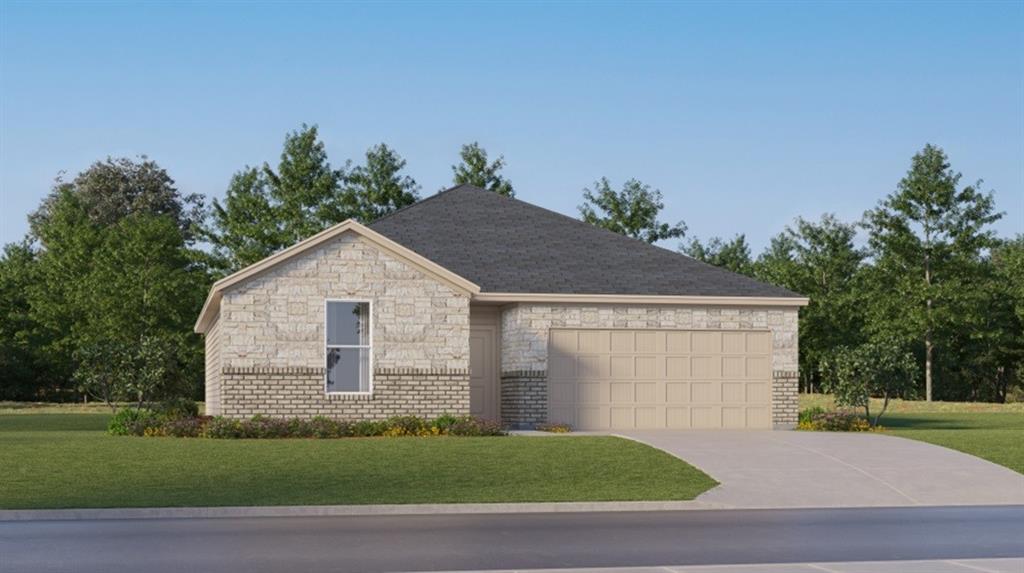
368,184,480,227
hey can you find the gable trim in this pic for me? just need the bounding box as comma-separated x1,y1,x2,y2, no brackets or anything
194,220,481,333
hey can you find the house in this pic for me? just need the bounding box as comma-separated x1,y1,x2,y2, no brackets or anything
195,185,807,430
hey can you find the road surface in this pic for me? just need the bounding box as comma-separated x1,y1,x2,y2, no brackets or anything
2,505,1022,573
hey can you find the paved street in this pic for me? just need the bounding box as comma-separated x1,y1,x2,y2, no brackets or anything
2,506,1022,573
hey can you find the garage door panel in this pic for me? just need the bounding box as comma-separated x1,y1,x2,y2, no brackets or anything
722,356,746,378
666,382,689,403
747,356,771,379
666,407,690,428
635,407,659,428
666,356,690,379
666,331,690,353
691,407,720,428
746,332,771,354
722,332,746,354
691,356,721,378
548,329,772,430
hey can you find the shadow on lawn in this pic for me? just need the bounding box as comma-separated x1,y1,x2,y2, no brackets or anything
881,412,1024,431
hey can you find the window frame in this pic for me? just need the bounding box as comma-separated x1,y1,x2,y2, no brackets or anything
323,298,374,396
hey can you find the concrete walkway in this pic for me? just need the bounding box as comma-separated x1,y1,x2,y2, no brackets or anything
618,430,1024,508
414,558,1024,573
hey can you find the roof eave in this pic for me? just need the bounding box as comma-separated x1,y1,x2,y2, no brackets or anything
471,292,809,307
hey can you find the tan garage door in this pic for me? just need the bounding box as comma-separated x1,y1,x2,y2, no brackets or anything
548,329,773,430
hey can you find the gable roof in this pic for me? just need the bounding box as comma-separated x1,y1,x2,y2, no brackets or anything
194,220,480,333
369,185,803,300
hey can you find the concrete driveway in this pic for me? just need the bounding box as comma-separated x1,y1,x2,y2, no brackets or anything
618,430,1024,508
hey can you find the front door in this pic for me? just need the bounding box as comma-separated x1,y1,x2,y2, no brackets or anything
469,326,499,422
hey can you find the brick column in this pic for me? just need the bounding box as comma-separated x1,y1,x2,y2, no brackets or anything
772,370,799,429
500,370,547,429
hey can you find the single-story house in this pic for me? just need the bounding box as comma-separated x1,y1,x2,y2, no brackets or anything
195,185,807,430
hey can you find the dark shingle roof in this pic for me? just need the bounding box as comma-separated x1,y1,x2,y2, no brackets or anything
369,185,801,298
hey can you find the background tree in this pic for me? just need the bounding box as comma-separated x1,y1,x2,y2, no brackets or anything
451,142,514,196
862,144,1001,401
682,235,754,276
0,242,64,400
579,177,686,244
344,143,420,222
206,124,347,273
755,215,867,393
29,156,204,243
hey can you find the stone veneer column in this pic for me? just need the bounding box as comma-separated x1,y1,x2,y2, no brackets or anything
500,370,547,429
772,370,799,429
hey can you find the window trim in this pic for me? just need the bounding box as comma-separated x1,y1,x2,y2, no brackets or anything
323,298,373,396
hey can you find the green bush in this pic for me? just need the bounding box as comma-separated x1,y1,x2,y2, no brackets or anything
797,410,872,432
535,422,572,433
114,413,507,439
151,397,199,420
798,406,827,426
107,408,156,436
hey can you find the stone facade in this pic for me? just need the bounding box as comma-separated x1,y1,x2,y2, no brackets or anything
500,370,547,429
772,370,799,429
220,367,470,419
208,232,471,418
219,233,470,371
499,303,800,428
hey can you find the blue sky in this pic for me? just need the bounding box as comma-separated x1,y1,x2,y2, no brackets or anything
1,1,1021,251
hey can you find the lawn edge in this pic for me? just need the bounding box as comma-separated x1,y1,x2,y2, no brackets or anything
0,500,730,521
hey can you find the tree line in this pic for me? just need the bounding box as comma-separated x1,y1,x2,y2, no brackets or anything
1,125,1020,406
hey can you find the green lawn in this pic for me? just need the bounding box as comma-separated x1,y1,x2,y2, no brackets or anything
0,413,716,509
799,394,1024,474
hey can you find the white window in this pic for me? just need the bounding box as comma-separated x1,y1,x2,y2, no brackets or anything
325,300,371,394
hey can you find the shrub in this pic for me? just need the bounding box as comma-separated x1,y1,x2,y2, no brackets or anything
351,419,388,437
797,410,873,432
798,406,827,426
152,397,199,420
448,416,505,436
535,422,572,433
162,416,209,438
202,416,244,439
108,408,156,436
382,415,430,437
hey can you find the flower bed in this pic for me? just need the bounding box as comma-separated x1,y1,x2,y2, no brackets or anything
109,410,506,439
797,407,874,432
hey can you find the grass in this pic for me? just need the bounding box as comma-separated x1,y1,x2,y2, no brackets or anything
0,413,716,509
799,393,1024,474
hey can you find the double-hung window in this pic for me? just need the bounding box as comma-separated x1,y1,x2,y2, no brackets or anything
325,300,371,394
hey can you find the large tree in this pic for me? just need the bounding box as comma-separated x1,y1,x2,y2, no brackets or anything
862,144,1001,401
29,156,204,244
25,158,210,403
206,124,347,272
579,177,686,244
682,235,754,276
450,142,514,197
756,215,867,392
344,143,420,223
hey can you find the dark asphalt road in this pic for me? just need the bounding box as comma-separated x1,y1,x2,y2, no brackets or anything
2,506,1023,573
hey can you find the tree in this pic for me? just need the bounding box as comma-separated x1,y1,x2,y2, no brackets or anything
682,235,754,276
579,177,686,243
755,215,867,393
451,142,514,197
29,156,204,244
206,124,348,272
72,214,206,410
344,143,420,223
821,339,918,427
862,144,1001,401
26,159,209,404
0,242,64,400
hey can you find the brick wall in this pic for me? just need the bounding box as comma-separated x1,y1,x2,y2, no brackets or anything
500,370,547,429
772,370,799,429
220,367,470,419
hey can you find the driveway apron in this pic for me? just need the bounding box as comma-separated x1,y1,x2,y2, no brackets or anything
616,430,1024,508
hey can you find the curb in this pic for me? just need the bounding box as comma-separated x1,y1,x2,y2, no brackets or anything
0,500,729,522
